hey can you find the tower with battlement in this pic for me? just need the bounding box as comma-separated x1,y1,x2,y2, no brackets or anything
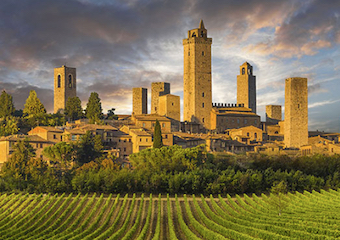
183,20,212,130
54,65,77,113
284,77,308,148
237,62,256,113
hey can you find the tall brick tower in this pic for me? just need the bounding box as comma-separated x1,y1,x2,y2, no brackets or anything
151,82,170,114
183,20,212,129
284,77,308,148
132,88,147,115
54,65,76,113
237,62,256,113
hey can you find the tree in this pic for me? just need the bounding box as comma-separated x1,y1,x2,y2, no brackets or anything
75,131,103,165
106,108,118,120
65,96,84,121
153,119,163,148
0,91,15,117
43,142,75,169
0,116,19,137
85,92,103,124
23,90,46,116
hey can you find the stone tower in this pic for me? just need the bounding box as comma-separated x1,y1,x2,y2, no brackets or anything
151,82,170,114
132,88,147,115
54,65,77,113
266,105,282,124
237,62,256,113
183,20,212,129
158,94,180,121
284,77,308,148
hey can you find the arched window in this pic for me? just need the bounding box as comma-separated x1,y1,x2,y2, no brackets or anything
202,51,204,56
200,31,204,37
202,103,204,108
202,92,204,97
242,68,245,75
248,68,252,75
68,75,72,88
57,75,61,88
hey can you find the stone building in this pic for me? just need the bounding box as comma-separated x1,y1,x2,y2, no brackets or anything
54,65,76,113
151,82,170,114
284,77,308,148
158,94,180,121
132,88,147,115
237,62,256,113
266,105,282,124
183,20,212,130
28,126,64,143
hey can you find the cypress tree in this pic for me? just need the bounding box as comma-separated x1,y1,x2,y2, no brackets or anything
153,119,163,148
65,96,83,121
85,92,103,124
0,90,15,117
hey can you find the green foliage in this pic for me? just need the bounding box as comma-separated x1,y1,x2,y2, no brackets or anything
65,96,84,121
23,90,46,116
43,142,75,169
153,119,163,148
105,108,118,120
0,116,19,137
85,92,103,124
270,180,288,216
0,90,15,117
75,131,103,165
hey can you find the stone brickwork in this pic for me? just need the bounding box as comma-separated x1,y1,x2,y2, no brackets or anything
284,77,308,148
158,94,180,121
151,82,170,114
183,20,212,130
132,88,147,115
54,65,76,113
266,105,282,124
237,62,256,113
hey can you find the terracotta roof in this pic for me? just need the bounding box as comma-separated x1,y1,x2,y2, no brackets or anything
29,126,64,133
134,114,171,121
63,129,86,135
129,129,151,136
77,124,118,131
0,134,52,143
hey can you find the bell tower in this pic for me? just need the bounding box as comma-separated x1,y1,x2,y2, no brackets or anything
54,65,77,113
183,20,212,130
237,62,256,113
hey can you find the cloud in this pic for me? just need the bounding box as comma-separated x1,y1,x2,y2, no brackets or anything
308,99,340,109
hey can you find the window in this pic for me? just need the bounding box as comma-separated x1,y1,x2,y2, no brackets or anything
237,119,240,124
202,92,204,97
129,139,131,142
242,68,245,75
244,119,248,124
40,143,43,148
298,104,300,109
146,138,148,142
140,138,142,142
172,102,174,106
68,75,72,88
247,132,249,137
202,51,204,56
155,107,157,111
202,118,205,123
143,123,145,127
124,139,126,142
192,33,196,37
119,139,121,142
57,75,61,88
162,123,165,128
53,134,57,139
188,52,190,56
124,147,126,152
254,133,257,139
36,143,38,148
152,123,155,127
254,120,257,124
71,135,77,141
201,31,204,37
202,103,204,108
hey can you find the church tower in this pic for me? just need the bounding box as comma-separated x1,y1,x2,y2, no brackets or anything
54,65,77,113
237,62,256,113
183,20,212,129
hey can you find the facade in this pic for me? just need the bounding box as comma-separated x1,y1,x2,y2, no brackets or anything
183,20,212,130
266,105,282,124
237,62,256,113
210,105,260,133
54,65,77,113
227,126,263,143
158,94,180,121
151,82,170,114
284,77,308,148
28,126,64,143
132,88,147,115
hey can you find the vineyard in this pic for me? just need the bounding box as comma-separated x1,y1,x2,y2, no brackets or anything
0,189,340,239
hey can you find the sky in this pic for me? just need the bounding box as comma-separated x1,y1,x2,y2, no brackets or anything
0,0,339,132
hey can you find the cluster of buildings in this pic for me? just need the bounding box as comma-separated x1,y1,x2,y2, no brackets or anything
0,20,339,168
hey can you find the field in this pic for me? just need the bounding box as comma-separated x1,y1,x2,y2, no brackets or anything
0,189,340,239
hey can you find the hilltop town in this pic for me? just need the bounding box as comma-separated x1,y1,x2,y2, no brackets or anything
1,20,339,167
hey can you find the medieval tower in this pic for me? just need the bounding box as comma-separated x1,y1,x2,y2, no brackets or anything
54,65,76,113
183,20,212,130
151,82,170,114
132,87,147,115
284,77,308,148
266,105,282,124
237,62,256,113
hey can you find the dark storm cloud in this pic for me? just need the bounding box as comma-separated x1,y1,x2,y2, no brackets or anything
0,81,53,112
